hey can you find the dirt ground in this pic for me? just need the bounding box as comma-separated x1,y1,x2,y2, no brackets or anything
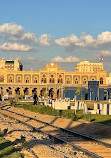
1,102,111,157
7,105,111,144
0,105,89,158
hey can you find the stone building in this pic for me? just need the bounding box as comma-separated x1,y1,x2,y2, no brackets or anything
75,61,103,72
0,59,107,98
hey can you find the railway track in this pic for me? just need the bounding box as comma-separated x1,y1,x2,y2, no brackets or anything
0,105,111,158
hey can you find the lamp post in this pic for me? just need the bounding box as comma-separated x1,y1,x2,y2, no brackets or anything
92,91,94,101
75,94,77,115
46,84,47,96
90,88,91,101
98,86,99,101
59,84,60,99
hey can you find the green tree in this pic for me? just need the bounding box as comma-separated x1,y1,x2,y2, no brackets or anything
75,87,84,101
75,87,81,96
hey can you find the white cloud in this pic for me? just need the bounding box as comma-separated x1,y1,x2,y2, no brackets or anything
0,23,38,44
54,31,111,51
55,34,81,47
51,56,80,62
23,32,38,43
39,34,51,46
0,23,51,46
8,32,38,44
0,23,24,37
0,43,32,51
97,31,111,44
2,22,111,52
80,34,95,44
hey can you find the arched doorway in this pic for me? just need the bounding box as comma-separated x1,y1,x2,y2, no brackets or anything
7,87,12,96
100,77,103,84
57,89,59,98
49,88,54,98
15,87,20,95
32,88,37,96
85,92,88,100
0,87,3,97
24,88,29,95
40,89,43,97
57,89,61,98
40,88,48,97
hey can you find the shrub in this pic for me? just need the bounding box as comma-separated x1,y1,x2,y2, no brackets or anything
20,135,28,149
84,112,92,121
3,128,8,135
9,99,16,106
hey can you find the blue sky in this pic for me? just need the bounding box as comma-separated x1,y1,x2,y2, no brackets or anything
0,0,111,72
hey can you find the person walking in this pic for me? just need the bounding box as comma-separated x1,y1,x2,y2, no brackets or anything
33,93,38,105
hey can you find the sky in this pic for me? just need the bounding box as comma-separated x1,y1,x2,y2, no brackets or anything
0,0,111,73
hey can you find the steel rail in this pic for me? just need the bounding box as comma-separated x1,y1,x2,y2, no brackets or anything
0,108,103,158
3,108,111,148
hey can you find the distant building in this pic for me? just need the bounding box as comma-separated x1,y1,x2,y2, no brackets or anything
75,61,103,72
106,73,111,85
0,60,107,98
0,58,23,71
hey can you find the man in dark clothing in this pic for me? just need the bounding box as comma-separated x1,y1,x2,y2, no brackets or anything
33,93,38,105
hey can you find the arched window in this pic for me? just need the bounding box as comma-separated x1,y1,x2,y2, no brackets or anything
17,76,21,83
58,78,60,83
83,78,87,84
75,78,78,84
41,78,44,83
41,74,47,83
25,77,30,83
44,78,46,83
58,75,63,83
52,78,54,83
0,75,4,82
9,77,13,83
49,74,55,83
100,77,103,84
66,78,70,84
49,78,52,83
34,77,37,83
60,78,63,83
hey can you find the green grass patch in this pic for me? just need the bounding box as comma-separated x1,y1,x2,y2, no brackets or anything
14,102,111,125
83,114,111,125
0,137,23,158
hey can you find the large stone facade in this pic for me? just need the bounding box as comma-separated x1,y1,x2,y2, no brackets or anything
0,62,107,98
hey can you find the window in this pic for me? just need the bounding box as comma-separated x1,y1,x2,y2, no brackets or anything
41,78,44,83
0,75,4,82
8,77,13,83
83,78,87,84
75,78,78,84
66,78,70,84
58,78,60,83
41,77,46,83
34,77,37,83
49,78,54,83
17,76,21,83
100,77,103,84
25,77,30,83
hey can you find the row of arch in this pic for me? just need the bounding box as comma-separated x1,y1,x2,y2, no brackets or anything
0,75,104,85
0,87,61,98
